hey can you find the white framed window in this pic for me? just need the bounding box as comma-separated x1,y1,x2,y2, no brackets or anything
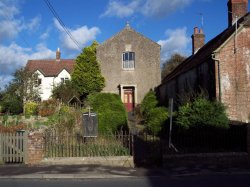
61,77,69,83
122,52,135,70
35,78,42,87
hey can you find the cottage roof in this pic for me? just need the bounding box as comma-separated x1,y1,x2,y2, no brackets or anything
26,59,75,77
162,12,250,84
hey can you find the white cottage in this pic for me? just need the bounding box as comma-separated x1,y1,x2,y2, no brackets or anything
26,49,75,100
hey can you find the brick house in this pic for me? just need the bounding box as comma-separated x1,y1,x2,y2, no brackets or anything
157,0,250,123
26,49,75,100
97,23,161,112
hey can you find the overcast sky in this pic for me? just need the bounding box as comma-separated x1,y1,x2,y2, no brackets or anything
0,0,247,89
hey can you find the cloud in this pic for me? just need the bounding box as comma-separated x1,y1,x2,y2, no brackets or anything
101,0,193,18
0,43,55,89
158,27,191,63
142,0,193,18
26,15,41,31
54,19,101,51
0,1,41,42
101,0,141,18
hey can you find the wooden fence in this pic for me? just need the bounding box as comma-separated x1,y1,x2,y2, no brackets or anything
0,131,27,163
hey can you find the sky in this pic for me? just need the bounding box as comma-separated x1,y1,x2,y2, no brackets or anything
0,0,249,90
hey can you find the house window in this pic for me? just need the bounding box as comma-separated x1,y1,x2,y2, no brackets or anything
35,78,42,86
61,77,69,83
123,52,135,69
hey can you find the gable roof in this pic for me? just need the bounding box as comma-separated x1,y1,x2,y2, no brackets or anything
26,59,75,77
98,25,160,48
162,12,250,84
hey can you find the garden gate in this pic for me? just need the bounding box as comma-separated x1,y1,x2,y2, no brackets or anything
0,131,27,163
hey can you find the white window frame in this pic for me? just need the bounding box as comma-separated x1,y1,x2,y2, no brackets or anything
122,52,135,70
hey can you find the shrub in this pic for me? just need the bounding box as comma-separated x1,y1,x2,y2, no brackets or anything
146,107,168,135
140,90,158,118
176,97,229,129
38,99,57,117
140,90,168,135
24,102,38,116
1,96,23,114
46,105,77,131
87,93,127,133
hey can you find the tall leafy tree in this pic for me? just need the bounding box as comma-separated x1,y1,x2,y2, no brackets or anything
71,41,105,97
161,53,186,80
0,67,40,114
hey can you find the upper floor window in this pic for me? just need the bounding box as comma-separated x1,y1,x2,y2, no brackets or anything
123,52,135,70
61,77,69,84
35,78,42,86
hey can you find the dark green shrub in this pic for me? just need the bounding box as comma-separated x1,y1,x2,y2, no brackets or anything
140,90,158,118
87,93,127,133
1,96,23,114
140,90,168,135
176,97,229,129
146,107,168,135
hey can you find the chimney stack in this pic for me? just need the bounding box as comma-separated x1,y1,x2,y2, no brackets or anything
192,27,205,55
56,48,61,61
228,0,248,27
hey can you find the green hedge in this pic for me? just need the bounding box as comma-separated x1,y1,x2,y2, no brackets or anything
176,97,229,129
87,93,127,133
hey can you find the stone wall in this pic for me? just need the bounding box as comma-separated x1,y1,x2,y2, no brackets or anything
97,26,161,104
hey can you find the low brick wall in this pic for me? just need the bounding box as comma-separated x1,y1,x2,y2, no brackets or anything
26,131,45,165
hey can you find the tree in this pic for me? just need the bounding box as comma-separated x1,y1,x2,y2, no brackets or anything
161,53,186,80
52,81,79,104
71,41,105,97
0,67,40,114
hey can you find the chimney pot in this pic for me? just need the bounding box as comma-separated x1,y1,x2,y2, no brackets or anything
194,27,199,34
56,48,61,61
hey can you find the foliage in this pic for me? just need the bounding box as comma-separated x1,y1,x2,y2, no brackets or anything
52,81,80,104
0,67,40,114
176,96,229,129
0,93,23,114
38,99,57,117
140,90,158,118
71,41,105,97
146,107,168,135
140,90,168,135
46,105,77,131
87,93,127,133
161,53,186,79
0,123,27,133
24,102,39,116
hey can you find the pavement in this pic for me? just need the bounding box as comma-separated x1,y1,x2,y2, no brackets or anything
1,163,250,179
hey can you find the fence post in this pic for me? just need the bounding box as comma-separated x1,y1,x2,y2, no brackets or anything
247,124,250,154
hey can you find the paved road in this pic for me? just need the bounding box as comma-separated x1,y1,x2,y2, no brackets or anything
1,174,250,187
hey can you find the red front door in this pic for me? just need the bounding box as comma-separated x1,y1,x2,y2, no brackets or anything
124,89,134,112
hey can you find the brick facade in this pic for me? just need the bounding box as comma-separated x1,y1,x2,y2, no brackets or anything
26,131,45,165
157,2,250,123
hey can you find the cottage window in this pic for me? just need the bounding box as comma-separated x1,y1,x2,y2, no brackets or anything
123,52,135,70
35,78,42,86
61,77,69,83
